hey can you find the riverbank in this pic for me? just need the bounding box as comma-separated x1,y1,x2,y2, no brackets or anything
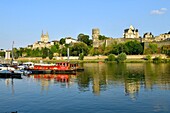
10,54,169,64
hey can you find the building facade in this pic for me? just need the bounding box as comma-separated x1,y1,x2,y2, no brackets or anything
123,25,140,38
41,31,49,43
65,37,77,44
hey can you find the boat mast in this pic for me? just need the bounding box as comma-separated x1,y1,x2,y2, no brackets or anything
67,48,69,62
11,41,14,64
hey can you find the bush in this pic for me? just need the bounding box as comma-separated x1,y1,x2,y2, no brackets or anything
116,52,127,63
153,56,162,63
79,53,84,60
108,54,116,61
145,55,152,61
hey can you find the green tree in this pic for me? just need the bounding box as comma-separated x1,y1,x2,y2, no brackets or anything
24,48,32,57
48,50,54,60
60,47,67,56
70,42,89,56
116,43,128,54
59,38,65,45
148,43,158,54
77,33,90,46
99,35,108,40
0,51,5,57
103,45,113,55
42,47,48,59
145,43,158,54
125,40,143,55
50,44,59,53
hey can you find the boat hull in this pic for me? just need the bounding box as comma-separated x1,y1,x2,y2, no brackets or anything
0,73,22,79
29,69,77,74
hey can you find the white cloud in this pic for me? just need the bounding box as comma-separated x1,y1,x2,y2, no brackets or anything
160,8,167,11
151,8,168,15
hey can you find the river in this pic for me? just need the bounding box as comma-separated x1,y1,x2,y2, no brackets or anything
0,63,170,113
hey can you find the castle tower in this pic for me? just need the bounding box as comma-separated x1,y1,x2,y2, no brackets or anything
92,28,100,48
41,30,49,43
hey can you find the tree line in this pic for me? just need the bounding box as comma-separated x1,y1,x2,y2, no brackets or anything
0,33,169,59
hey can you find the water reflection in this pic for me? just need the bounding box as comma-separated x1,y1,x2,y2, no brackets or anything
4,78,15,95
78,63,170,98
2,63,170,98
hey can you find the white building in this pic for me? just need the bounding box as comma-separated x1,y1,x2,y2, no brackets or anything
65,37,77,44
5,50,11,59
123,25,140,38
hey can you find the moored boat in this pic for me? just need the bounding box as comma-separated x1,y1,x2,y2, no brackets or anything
0,70,22,79
28,62,84,74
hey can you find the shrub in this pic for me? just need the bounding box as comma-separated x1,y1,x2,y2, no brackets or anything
79,53,84,60
108,54,116,61
116,52,127,63
145,55,152,61
153,56,162,63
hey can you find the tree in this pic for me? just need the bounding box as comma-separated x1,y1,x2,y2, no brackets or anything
42,47,48,59
0,51,5,57
60,47,67,56
77,33,90,46
99,35,108,40
59,38,65,45
50,44,59,53
116,43,128,54
103,45,113,55
125,41,143,55
48,50,54,60
77,33,84,41
148,43,158,54
70,42,89,56
24,48,32,57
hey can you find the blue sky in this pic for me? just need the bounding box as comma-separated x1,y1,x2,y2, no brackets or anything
0,0,170,49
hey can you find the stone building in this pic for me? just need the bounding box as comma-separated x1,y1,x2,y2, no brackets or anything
143,32,154,42
41,31,49,43
123,25,140,38
143,32,154,39
92,28,102,48
92,26,141,48
155,31,170,41
32,41,52,49
31,31,57,49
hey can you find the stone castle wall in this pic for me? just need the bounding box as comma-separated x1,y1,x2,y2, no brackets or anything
105,38,142,47
144,40,170,49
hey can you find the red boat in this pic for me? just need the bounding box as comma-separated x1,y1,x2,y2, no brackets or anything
34,62,79,70
29,62,84,74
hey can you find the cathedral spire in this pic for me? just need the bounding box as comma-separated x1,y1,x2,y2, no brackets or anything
41,30,44,37
46,31,49,36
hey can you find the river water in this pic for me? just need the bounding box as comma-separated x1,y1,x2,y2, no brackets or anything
0,63,170,113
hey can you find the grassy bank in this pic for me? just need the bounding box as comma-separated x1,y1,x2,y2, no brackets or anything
15,58,170,64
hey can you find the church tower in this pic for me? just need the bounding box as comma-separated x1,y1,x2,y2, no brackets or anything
41,30,49,43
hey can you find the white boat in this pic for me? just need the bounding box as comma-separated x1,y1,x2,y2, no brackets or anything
0,64,15,71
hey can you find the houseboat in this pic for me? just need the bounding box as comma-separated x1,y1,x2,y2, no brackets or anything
28,62,84,74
